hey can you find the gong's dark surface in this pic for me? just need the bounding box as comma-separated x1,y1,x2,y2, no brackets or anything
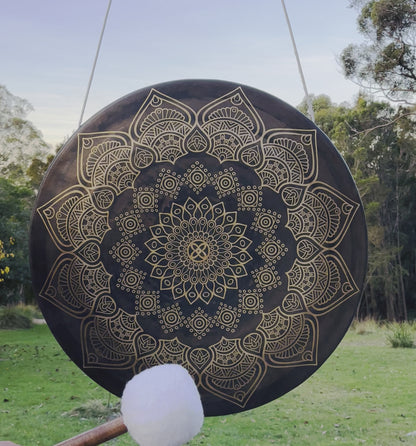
30,79,367,416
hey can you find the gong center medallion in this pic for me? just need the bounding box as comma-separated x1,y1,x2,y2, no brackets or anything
187,240,210,263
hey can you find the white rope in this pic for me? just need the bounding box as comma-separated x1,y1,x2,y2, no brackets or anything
78,0,113,128
280,0,315,122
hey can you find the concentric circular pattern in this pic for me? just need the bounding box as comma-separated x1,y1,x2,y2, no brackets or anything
160,176,177,192
218,175,233,190
30,80,366,416
140,295,156,312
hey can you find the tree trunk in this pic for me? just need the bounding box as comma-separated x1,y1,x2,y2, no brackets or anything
395,156,408,320
385,263,395,321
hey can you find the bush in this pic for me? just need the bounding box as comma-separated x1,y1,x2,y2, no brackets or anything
386,323,415,348
351,317,380,335
19,304,43,320
0,305,34,329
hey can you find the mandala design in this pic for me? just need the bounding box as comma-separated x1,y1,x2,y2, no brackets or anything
34,85,363,413
145,197,252,305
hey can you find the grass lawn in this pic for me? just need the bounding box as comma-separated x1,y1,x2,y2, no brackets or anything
1,323,415,445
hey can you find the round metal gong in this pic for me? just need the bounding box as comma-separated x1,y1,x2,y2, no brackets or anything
30,79,367,416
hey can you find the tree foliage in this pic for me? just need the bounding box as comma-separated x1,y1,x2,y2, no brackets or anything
0,85,51,183
26,153,55,189
340,0,416,104
0,177,34,304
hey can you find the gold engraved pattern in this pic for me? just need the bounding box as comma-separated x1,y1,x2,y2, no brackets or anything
130,90,195,164
199,89,264,163
40,254,111,318
184,307,214,339
36,86,361,411
259,130,317,192
258,308,317,366
286,184,358,248
145,196,252,305
109,238,141,267
238,290,264,314
251,209,281,234
37,187,111,251
135,291,160,315
115,211,145,236
116,268,146,293
256,237,288,263
183,161,212,194
82,308,142,368
77,132,138,194
134,187,157,212
202,338,267,407
238,186,263,211
156,169,181,199
214,168,239,197
158,303,183,332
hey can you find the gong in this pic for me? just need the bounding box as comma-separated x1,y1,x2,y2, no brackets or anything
30,79,367,416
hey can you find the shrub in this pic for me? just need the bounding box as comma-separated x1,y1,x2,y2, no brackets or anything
386,323,415,348
0,305,33,329
19,304,43,320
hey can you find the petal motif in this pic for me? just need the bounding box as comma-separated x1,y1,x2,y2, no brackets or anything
78,132,137,194
257,308,318,367
201,337,266,407
37,186,110,251
287,183,360,248
199,88,264,164
144,196,252,305
258,129,317,192
39,253,111,318
287,251,359,314
129,89,196,164
82,309,143,369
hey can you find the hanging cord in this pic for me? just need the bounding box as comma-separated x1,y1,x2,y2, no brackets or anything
78,0,113,128
280,0,315,122
78,1,312,125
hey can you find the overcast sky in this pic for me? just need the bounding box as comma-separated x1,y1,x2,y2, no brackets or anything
1,0,363,147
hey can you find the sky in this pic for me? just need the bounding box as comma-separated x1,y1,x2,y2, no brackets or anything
1,0,364,147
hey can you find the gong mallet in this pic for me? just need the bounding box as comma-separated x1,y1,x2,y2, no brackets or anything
56,364,204,446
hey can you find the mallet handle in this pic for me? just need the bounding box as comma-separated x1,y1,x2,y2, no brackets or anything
55,416,127,445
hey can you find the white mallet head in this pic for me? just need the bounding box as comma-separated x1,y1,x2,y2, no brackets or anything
121,364,204,446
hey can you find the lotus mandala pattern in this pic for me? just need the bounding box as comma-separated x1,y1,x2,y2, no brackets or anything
36,86,361,410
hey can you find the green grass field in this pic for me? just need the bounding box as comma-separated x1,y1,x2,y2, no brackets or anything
1,323,415,445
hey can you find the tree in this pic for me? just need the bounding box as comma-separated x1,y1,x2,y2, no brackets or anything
0,85,51,183
26,138,69,190
300,94,416,320
340,0,416,104
26,153,55,189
